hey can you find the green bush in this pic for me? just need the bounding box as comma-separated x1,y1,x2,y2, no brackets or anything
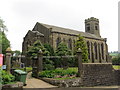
112,54,120,65
39,68,78,78
27,40,54,70
1,70,15,84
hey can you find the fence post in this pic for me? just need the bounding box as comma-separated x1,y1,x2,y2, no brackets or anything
5,47,12,74
77,48,83,77
37,49,43,77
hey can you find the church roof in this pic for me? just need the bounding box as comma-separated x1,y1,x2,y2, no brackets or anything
38,22,104,40
32,31,44,36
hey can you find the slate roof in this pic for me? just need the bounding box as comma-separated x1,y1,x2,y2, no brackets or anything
38,22,104,40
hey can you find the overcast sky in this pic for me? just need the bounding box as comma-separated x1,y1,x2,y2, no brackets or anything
0,0,119,52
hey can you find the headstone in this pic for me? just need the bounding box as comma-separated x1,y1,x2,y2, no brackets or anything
2,65,6,69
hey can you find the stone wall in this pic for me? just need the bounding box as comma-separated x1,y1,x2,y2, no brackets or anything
81,63,120,87
41,63,120,87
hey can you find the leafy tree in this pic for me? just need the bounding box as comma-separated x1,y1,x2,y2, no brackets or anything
56,43,71,56
13,50,21,56
55,43,71,69
0,17,8,32
74,34,89,63
44,44,55,56
27,40,49,59
27,40,54,70
0,17,10,54
0,31,10,54
12,50,21,61
112,53,120,65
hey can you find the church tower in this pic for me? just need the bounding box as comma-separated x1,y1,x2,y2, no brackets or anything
85,17,101,37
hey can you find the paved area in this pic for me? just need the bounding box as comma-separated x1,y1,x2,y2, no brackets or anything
23,72,57,88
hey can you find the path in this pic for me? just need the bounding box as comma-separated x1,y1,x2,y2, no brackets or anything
23,72,57,88
23,72,120,89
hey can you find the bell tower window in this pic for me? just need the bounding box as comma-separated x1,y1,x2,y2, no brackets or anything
95,26,98,30
87,26,90,31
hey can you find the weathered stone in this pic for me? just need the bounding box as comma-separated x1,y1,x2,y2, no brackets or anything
22,17,110,65
41,64,120,87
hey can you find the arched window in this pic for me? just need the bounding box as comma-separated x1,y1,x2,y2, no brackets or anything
91,42,94,63
73,40,76,47
98,43,101,63
87,41,90,59
56,37,61,48
101,43,104,59
94,42,98,59
68,38,72,50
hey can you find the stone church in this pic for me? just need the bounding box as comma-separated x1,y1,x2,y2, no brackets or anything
22,17,110,63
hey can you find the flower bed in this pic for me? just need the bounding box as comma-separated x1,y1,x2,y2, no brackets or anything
39,68,78,79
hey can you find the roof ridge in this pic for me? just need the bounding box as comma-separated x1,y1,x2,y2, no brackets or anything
38,22,83,33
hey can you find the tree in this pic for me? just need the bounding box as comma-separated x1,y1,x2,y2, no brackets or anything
27,40,49,59
13,50,21,56
74,34,89,63
44,44,55,56
112,54,120,65
0,17,8,32
0,31,10,54
55,43,71,69
0,17,10,54
27,40,54,70
56,43,71,56
12,50,21,60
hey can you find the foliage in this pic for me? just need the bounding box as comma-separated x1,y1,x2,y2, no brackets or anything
0,17,10,54
55,43,71,69
39,67,78,78
13,50,21,56
44,44,55,56
56,43,71,56
1,70,15,84
12,50,21,61
27,40,54,70
112,53,120,65
0,17,7,32
27,40,49,59
0,31,10,54
74,34,88,63
113,65,120,70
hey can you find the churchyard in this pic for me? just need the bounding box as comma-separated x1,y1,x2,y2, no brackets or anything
0,35,120,89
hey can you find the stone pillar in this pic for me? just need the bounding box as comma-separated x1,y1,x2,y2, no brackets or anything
5,47,12,74
105,43,109,62
37,49,43,78
77,48,83,77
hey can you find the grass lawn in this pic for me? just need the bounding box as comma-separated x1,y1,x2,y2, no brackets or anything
113,65,120,70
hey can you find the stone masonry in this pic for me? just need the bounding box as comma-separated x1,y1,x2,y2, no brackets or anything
22,17,109,63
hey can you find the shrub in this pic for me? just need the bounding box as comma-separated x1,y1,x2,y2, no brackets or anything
27,40,54,70
55,43,71,69
39,68,78,78
1,70,15,84
112,54,120,65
